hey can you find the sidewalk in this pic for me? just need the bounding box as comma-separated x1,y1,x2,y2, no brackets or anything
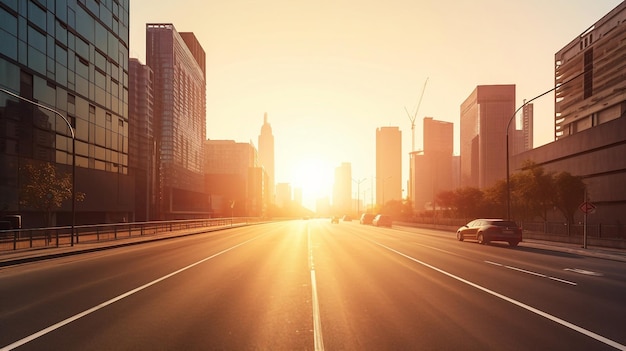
520,238,626,263
0,224,242,267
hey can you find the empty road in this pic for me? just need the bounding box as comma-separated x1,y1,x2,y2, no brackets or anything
1,220,625,350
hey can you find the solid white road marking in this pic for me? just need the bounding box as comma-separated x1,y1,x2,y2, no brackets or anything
308,225,325,351
0,236,262,351
485,260,577,286
373,241,626,350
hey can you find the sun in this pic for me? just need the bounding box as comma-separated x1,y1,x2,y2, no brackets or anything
291,158,334,202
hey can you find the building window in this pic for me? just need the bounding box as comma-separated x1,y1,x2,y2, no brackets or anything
583,48,593,99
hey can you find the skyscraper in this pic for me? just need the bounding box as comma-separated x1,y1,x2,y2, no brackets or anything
376,126,402,206
460,85,515,189
129,58,155,221
258,112,275,205
409,117,454,211
0,0,132,226
333,162,352,214
146,24,207,219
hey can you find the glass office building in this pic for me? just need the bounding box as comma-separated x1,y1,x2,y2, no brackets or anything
0,0,132,226
146,24,208,219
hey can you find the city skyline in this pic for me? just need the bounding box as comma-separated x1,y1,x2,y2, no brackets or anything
128,0,623,208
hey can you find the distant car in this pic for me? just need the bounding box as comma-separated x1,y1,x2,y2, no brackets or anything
331,216,339,224
372,214,392,227
456,219,522,247
341,215,352,222
359,213,375,224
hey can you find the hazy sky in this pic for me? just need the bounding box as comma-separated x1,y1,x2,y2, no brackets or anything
130,0,623,209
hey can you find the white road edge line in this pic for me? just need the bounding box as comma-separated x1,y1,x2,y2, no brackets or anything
1,236,262,351
373,241,626,351
308,224,325,351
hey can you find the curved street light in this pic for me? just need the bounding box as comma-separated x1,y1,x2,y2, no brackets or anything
505,71,585,220
0,88,77,246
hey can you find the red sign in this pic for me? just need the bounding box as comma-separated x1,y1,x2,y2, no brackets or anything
579,201,596,214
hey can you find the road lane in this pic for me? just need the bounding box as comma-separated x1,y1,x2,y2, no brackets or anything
1,219,625,350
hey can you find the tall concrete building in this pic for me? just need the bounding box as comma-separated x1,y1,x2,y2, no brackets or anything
0,0,132,226
555,3,626,139
512,1,626,225
146,24,207,219
460,85,516,189
258,112,275,205
203,140,264,217
333,162,352,214
409,117,454,211
129,58,155,221
376,126,402,206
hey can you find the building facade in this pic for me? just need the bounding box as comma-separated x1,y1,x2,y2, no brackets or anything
555,2,626,140
333,162,351,214
460,85,516,189
409,117,454,212
512,1,626,226
375,126,402,205
146,24,207,219
203,140,264,217
0,0,132,227
128,58,155,221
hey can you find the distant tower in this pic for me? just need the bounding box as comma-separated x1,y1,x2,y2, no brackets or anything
258,113,275,204
333,162,352,214
460,85,515,189
376,127,402,206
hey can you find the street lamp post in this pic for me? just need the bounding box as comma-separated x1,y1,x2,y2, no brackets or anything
352,178,366,215
505,71,584,220
1,88,77,246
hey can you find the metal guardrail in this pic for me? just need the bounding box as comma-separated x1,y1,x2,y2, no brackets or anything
0,217,259,252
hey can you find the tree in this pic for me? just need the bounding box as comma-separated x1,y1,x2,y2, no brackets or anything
454,186,484,219
553,171,586,234
19,161,85,227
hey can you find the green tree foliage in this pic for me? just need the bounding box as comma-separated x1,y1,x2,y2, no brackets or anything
19,161,85,226
454,186,484,219
553,171,586,228
433,161,585,224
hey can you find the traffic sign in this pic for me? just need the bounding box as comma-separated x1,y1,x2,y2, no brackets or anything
579,201,596,214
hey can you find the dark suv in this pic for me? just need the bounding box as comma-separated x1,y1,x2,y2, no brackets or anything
456,219,522,247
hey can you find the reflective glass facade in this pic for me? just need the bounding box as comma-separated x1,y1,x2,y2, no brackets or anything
0,0,131,226
146,24,207,218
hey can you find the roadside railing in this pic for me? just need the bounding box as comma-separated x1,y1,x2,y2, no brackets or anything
0,217,261,252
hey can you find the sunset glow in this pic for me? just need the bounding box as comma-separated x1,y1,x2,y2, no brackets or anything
128,0,623,209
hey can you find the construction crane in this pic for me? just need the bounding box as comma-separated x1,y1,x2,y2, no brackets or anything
404,77,429,152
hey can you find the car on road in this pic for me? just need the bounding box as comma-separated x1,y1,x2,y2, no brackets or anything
342,215,352,222
359,213,375,224
331,216,339,224
456,219,522,247
372,214,392,227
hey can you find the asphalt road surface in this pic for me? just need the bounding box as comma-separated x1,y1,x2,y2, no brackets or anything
1,219,625,350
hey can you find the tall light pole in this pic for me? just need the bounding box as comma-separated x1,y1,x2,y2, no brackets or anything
352,178,366,215
506,71,584,220
1,88,77,245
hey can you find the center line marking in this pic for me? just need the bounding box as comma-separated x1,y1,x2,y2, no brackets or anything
308,225,325,351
